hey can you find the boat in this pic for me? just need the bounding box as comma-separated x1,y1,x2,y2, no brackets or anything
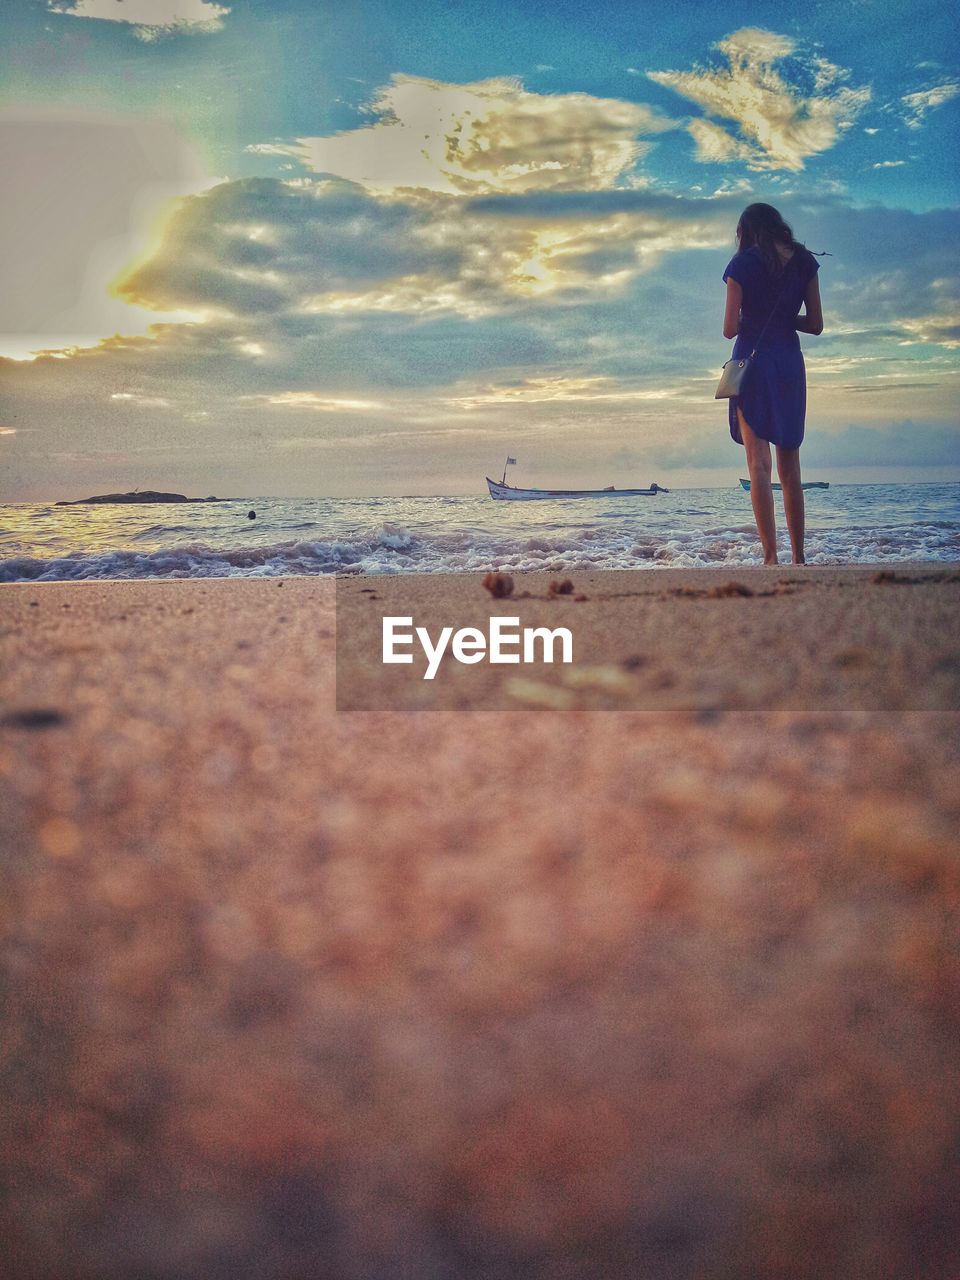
487,477,668,500
739,479,829,492
487,458,668,500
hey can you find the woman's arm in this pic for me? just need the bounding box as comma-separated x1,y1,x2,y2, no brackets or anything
795,275,823,335
723,278,741,340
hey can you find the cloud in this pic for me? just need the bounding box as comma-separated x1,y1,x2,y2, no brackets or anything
811,58,848,92
899,316,960,349
687,118,755,165
47,0,229,39
444,375,684,410
253,74,676,195
648,27,871,170
242,392,386,412
113,176,737,320
810,205,960,352
872,160,906,169
901,83,960,129
114,177,459,316
4,187,958,498
111,392,173,408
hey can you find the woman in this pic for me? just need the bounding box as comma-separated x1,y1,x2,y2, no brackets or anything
722,203,823,565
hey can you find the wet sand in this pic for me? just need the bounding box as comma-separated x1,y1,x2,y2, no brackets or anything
1,569,959,1279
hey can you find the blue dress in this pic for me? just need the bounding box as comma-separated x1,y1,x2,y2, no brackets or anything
722,246,820,449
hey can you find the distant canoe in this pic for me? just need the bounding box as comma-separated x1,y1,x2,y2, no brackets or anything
739,479,829,492
487,477,668,501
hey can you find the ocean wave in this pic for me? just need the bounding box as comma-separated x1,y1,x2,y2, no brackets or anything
378,524,414,550
1,517,958,581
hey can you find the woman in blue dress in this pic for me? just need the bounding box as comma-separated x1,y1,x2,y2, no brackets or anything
722,204,823,565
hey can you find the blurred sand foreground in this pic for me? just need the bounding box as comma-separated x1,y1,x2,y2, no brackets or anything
1,569,959,1279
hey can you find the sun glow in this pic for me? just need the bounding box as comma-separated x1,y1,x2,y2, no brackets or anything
0,108,221,362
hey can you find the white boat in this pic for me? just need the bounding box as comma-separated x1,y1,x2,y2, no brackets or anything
487,457,667,501
739,478,829,492
487,477,667,500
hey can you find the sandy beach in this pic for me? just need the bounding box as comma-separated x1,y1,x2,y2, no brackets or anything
2,568,959,1279
336,564,960,710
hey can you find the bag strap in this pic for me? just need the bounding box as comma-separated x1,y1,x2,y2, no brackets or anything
746,254,795,359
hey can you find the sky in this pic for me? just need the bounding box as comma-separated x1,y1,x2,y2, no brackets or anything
1,0,958,497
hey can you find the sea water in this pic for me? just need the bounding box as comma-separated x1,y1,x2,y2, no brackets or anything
1,484,957,581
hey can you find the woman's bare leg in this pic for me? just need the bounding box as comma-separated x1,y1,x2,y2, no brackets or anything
737,407,778,565
776,445,806,564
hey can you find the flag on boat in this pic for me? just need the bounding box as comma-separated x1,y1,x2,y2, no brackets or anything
506,457,517,465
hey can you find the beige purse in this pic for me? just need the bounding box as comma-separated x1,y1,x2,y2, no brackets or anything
715,354,752,399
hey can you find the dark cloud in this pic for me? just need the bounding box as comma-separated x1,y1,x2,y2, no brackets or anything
116,177,462,315
792,202,959,332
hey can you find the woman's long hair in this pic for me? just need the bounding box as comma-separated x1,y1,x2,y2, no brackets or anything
736,203,806,276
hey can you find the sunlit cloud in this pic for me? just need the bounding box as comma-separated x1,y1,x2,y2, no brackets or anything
244,392,386,411
873,160,906,168
46,0,230,40
687,118,755,165
111,392,173,408
899,315,960,348
444,375,685,409
112,177,734,320
648,27,871,171
901,83,960,129
811,58,848,92
252,74,677,195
